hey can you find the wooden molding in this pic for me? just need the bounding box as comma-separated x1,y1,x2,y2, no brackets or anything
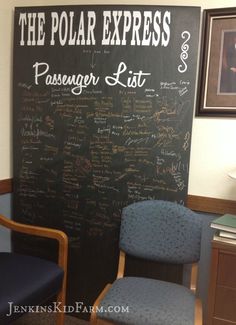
0,178,235,215
187,195,236,215
0,179,13,194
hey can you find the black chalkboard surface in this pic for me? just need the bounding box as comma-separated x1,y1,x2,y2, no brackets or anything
13,5,200,315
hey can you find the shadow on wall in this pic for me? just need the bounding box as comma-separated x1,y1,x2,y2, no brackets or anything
0,193,12,252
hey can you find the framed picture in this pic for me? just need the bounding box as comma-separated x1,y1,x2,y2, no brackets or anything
196,7,236,117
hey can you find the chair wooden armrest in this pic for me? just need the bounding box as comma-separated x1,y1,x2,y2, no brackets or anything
116,250,125,279
0,214,68,325
90,251,125,325
0,214,68,271
90,284,112,324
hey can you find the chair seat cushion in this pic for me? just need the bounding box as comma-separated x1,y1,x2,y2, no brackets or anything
97,277,196,325
0,252,64,324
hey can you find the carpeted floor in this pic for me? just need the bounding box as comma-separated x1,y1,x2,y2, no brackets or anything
12,313,89,324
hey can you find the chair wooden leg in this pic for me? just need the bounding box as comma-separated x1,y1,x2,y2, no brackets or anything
90,284,112,325
195,298,202,325
56,311,65,325
56,288,66,325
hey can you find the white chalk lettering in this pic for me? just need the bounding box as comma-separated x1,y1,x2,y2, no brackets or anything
18,12,45,46
50,11,96,46
105,62,151,88
102,10,171,47
32,62,99,95
18,10,171,47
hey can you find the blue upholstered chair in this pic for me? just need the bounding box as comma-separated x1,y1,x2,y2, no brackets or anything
0,214,68,325
90,200,203,325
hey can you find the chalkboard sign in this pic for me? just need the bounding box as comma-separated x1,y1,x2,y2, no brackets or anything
13,5,200,314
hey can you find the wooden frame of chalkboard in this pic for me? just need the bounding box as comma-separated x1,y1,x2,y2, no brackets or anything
196,7,236,117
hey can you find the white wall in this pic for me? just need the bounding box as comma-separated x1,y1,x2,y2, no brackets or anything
1,0,236,200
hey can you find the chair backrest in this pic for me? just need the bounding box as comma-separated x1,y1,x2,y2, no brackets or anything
119,200,202,264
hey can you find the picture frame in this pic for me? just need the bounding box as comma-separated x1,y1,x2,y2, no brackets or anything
196,7,236,117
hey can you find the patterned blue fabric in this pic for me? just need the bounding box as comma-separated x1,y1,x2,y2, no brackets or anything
119,200,202,264
98,277,195,325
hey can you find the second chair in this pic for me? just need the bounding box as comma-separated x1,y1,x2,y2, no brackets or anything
90,199,203,325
